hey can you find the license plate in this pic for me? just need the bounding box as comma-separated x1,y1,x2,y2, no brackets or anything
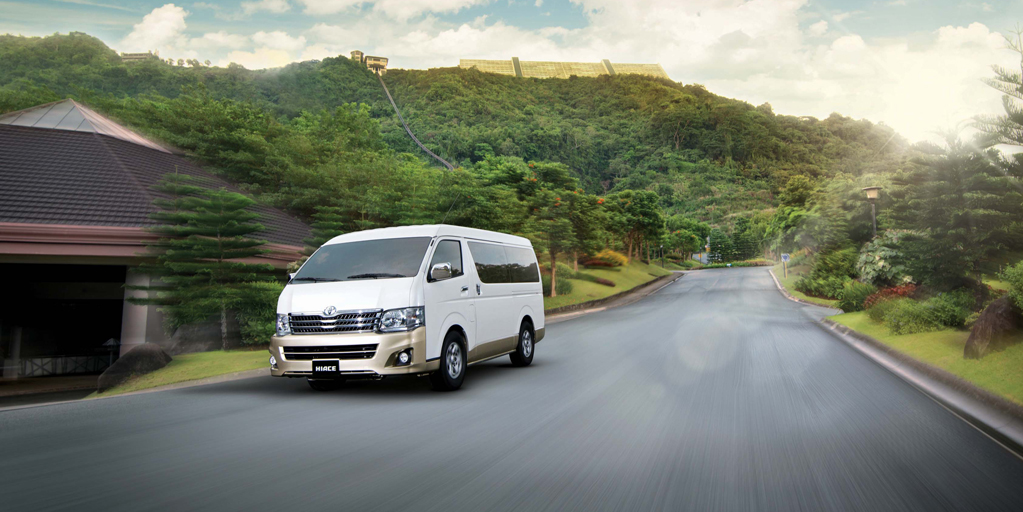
312,359,341,378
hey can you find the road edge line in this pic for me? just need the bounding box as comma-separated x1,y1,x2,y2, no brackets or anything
814,318,1023,460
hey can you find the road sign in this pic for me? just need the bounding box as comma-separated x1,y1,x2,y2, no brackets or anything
781,253,790,262
781,253,789,278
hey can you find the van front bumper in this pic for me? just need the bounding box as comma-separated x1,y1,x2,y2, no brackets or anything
269,328,437,378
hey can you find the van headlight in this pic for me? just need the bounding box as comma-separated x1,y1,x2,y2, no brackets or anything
276,314,291,336
378,307,425,333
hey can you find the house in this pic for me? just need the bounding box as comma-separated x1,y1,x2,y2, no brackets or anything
0,99,310,378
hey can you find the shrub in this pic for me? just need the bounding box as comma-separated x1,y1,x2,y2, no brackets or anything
556,262,576,279
863,284,917,310
582,259,613,268
541,272,573,296
856,231,910,286
704,259,776,269
866,298,898,323
795,275,850,299
882,298,941,335
925,289,974,328
1001,260,1023,310
838,281,877,312
235,281,284,345
591,249,628,267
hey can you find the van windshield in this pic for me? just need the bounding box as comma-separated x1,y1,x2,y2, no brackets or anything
293,237,432,283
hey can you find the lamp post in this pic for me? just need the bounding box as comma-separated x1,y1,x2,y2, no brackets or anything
862,186,882,237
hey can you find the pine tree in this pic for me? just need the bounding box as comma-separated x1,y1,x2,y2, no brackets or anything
525,189,577,297
891,136,1023,290
130,174,277,349
302,205,347,256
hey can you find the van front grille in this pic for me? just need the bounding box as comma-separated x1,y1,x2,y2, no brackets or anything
290,310,382,334
282,345,378,360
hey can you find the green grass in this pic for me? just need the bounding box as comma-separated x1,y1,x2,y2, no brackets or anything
831,311,1023,405
544,260,673,311
771,263,841,308
984,275,1010,293
90,350,268,397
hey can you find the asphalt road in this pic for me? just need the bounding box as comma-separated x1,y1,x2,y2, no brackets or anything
3,268,1023,511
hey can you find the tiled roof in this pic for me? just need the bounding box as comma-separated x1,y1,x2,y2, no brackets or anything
0,124,310,248
0,99,170,153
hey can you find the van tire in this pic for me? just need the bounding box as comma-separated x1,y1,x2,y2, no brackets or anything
430,331,466,391
307,379,345,391
509,321,534,367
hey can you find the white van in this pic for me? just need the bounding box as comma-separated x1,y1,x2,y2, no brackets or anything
269,225,545,391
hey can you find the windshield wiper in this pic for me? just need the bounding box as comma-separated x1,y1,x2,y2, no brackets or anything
346,273,408,279
291,277,342,282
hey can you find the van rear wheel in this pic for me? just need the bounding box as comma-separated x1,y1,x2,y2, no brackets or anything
509,322,534,367
307,379,344,391
430,331,465,391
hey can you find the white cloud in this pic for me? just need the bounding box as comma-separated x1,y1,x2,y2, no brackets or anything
808,20,827,37
220,48,295,69
297,0,487,19
190,31,250,50
119,3,188,52
252,31,307,51
242,0,291,15
535,0,543,6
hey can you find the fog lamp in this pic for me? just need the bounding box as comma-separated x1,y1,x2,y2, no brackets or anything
396,349,412,366
269,355,278,370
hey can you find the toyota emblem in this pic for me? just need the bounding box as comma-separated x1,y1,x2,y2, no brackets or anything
323,306,337,316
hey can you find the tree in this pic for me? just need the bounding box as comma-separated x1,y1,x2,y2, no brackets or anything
976,28,1023,148
302,205,347,256
565,189,606,271
525,189,576,297
708,229,733,262
130,174,276,349
891,135,1023,290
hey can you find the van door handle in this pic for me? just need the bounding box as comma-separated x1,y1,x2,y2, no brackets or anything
476,283,481,295
461,286,469,292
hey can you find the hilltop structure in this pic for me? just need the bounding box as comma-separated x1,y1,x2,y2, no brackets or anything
120,51,158,63
459,58,670,80
351,50,388,74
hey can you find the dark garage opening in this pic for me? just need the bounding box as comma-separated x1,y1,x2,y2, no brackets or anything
0,263,125,379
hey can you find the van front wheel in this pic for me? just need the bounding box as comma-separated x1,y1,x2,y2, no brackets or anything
430,331,465,391
509,322,534,367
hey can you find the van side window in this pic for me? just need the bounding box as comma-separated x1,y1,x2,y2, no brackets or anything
467,242,509,283
429,240,463,279
505,246,540,283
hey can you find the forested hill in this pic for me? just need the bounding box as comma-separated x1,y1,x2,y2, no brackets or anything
0,32,916,224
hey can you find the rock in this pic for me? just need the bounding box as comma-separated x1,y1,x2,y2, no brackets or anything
97,343,172,392
963,296,1023,359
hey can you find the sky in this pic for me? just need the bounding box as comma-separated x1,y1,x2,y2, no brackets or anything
3,0,1023,143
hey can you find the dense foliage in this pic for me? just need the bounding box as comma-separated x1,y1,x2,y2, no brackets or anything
4,32,1023,322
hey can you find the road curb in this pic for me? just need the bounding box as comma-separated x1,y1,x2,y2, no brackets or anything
546,271,684,324
0,367,268,413
815,318,1023,459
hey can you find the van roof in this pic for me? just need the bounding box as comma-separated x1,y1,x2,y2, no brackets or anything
324,224,533,247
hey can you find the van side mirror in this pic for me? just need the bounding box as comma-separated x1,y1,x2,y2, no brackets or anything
288,273,296,281
430,262,452,281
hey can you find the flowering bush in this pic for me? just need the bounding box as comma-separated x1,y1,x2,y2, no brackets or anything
863,284,917,310
590,249,628,267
